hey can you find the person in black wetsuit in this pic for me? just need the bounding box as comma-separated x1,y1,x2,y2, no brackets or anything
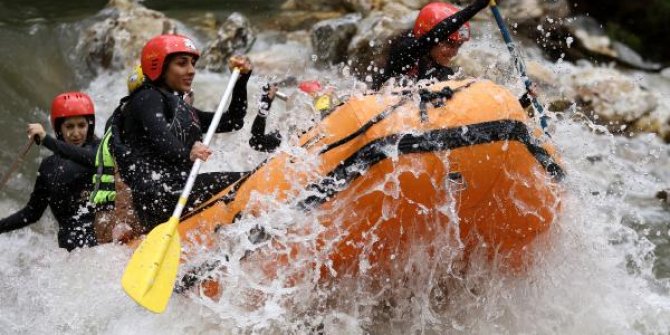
370,0,538,108
0,92,99,251
249,83,282,153
111,34,253,230
370,0,490,90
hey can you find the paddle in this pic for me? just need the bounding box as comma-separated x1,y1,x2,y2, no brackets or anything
0,137,36,192
489,0,549,131
121,68,242,313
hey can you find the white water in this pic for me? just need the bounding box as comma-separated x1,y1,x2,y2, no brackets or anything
1,13,670,335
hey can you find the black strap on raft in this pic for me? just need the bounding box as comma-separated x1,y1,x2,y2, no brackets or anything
418,86,455,122
317,96,411,155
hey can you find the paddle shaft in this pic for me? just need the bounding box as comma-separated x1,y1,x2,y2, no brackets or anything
489,1,548,130
0,137,35,191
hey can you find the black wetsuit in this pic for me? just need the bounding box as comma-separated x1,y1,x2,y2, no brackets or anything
112,73,251,229
0,135,99,251
370,0,489,90
249,88,281,153
370,0,533,108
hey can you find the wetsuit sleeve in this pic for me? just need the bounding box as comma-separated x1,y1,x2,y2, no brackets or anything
372,0,488,90
0,164,49,234
249,115,281,152
249,91,281,152
519,93,532,109
42,135,97,167
133,91,192,163
196,71,251,133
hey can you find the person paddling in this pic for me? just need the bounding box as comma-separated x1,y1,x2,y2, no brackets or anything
370,0,538,108
370,0,490,90
111,34,252,230
0,93,99,251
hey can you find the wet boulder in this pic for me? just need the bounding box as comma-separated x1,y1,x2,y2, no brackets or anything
197,12,256,72
346,9,417,78
531,16,661,71
280,0,385,14
310,14,360,68
268,10,346,31
566,66,658,133
80,0,176,72
248,31,312,75
662,68,670,80
395,0,433,10
498,0,570,24
280,0,348,12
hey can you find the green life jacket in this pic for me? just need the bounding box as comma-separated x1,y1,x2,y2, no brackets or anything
90,128,116,206
89,84,172,207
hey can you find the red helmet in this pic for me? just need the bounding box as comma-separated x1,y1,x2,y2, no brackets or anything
413,2,471,43
50,92,95,130
141,34,200,81
298,80,323,95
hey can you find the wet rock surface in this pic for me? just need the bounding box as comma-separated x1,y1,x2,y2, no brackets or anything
564,66,659,133
79,0,176,72
197,12,256,72
311,14,360,67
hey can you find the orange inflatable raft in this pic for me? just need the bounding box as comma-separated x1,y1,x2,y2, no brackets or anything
177,79,563,285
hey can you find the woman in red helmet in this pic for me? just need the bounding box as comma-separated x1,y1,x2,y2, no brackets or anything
0,92,99,251
111,34,252,230
370,0,491,90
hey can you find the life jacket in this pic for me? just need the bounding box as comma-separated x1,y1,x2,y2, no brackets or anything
89,88,145,207
89,128,116,206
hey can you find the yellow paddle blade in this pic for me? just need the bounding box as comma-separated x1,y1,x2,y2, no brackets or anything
121,217,181,313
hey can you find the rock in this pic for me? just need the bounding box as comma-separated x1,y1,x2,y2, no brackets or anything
526,60,559,86
378,1,414,17
311,14,361,67
198,12,256,72
611,42,662,71
498,0,544,22
568,16,617,57
632,87,670,141
541,0,571,18
267,10,345,31
79,0,176,72
450,45,501,79
566,66,658,132
633,114,663,137
347,0,385,15
280,0,347,12
248,31,312,75
280,0,384,14
186,12,219,39
346,10,416,77
396,0,432,10
534,16,661,71
662,68,670,80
